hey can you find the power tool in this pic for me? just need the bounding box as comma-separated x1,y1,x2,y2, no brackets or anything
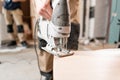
37,0,74,57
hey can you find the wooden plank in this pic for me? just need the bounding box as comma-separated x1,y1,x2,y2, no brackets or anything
54,49,120,80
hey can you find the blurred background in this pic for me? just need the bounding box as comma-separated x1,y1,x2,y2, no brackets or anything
0,0,120,49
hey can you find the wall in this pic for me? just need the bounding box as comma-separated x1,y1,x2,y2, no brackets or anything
109,0,120,43
94,0,109,38
0,1,11,41
0,13,11,41
81,0,110,39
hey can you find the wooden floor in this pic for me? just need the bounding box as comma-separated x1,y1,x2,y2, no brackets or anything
54,49,120,80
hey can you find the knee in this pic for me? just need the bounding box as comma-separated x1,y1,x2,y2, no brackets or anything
7,25,14,33
17,25,24,33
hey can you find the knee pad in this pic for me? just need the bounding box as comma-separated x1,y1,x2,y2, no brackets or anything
7,25,14,33
17,25,24,33
68,23,80,41
38,38,47,49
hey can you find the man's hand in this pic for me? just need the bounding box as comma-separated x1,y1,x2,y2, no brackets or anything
39,0,53,20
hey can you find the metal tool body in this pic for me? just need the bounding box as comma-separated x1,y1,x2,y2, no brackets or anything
37,0,74,57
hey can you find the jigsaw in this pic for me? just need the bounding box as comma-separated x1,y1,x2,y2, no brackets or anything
37,0,74,57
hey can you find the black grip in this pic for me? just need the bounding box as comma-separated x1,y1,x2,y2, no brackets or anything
50,0,53,9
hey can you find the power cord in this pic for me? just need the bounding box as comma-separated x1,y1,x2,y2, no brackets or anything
33,18,42,79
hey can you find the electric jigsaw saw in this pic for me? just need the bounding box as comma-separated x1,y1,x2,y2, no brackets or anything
37,0,74,57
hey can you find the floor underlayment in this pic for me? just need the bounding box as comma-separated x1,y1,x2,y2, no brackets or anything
0,42,117,80
0,48,40,80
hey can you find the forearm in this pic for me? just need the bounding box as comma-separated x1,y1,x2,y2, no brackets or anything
12,0,26,2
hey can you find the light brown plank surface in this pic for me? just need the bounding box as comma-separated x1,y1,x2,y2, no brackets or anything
54,49,120,80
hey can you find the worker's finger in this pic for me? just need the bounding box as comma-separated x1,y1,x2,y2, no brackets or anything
46,5,53,17
42,3,53,19
40,12,50,20
43,9,51,20
39,8,51,20
44,8,52,20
